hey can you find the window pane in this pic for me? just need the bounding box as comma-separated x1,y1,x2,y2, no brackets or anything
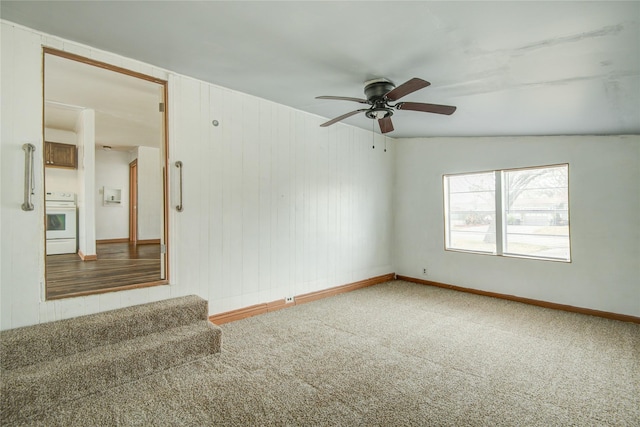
503,165,570,261
445,172,496,253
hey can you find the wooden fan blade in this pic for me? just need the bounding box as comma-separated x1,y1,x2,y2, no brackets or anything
378,116,394,134
320,109,368,127
397,102,457,115
385,78,431,101
316,96,369,104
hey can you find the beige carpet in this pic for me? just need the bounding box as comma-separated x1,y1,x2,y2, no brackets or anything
18,280,640,426
1,295,221,425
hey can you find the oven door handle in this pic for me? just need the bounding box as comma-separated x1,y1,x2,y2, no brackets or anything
22,143,36,211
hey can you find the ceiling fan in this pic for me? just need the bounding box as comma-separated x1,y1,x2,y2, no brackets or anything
316,77,456,134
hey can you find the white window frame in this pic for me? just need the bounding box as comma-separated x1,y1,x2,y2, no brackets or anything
443,164,571,262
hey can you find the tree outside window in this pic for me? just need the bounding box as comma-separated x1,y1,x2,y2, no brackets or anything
444,164,570,262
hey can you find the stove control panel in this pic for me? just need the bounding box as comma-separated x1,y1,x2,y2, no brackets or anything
45,191,76,202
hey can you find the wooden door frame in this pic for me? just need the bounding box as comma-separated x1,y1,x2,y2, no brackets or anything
43,47,170,300
129,159,138,243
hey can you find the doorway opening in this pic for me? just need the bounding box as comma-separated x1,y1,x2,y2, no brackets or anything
43,48,169,300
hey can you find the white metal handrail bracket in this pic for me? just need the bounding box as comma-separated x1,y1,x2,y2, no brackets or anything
22,143,36,211
175,161,183,212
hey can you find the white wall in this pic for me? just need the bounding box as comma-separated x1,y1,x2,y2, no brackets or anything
95,149,130,240
136,146,162,241
393,136,640,317
169,76,395,314
0,21,395,329
43,128,78,198
1,22,46,329
45,169,77,195
44,127,76,145
75,108,96,257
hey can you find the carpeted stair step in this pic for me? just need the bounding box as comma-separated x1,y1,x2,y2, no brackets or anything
1,295,209,371
1,320,222,425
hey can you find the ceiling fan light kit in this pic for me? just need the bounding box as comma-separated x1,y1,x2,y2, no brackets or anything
317,77,456,134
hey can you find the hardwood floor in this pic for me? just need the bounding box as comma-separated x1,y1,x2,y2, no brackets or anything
46,242,162,299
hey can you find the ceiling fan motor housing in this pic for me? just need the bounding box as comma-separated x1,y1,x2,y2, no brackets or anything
364,78,395,102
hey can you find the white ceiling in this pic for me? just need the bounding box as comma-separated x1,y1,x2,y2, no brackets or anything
2,1,639,138
44,54,163,150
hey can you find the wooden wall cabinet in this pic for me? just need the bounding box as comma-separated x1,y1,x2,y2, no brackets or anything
45,141,77,169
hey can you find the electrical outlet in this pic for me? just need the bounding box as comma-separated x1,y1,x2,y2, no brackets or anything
421,267,428,276
285,296,294,304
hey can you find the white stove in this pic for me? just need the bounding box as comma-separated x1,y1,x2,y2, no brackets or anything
45,191,77,255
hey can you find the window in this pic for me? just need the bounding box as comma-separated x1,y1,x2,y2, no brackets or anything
444,164,570,262
444,172,496,253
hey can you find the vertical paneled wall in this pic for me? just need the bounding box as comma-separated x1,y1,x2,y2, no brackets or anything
1,22,45,329
169,76,395,314
0,21,395,329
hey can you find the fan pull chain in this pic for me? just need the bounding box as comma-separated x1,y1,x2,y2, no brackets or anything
372,120,375,149
384,137,387,152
